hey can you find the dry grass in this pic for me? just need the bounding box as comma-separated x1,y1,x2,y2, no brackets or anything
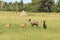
0,11,60,40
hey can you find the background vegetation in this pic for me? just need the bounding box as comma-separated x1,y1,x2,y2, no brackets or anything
0,0,60,12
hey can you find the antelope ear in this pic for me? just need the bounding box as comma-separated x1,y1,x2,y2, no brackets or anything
28,18,31,21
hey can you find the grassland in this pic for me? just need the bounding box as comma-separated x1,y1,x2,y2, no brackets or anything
0,11,60,40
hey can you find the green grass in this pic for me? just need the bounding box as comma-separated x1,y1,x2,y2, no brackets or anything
0,11,60,40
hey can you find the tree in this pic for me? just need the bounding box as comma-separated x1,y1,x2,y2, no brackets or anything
32,0,41,3
57,0,60,12
21,0,23,11
30,0,54,12
0,0,3,10
39,0,54,12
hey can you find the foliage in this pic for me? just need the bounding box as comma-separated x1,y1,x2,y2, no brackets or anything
0,0,60,12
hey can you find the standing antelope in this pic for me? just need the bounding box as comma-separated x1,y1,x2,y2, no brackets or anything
28,18,38,27
43,20,47,29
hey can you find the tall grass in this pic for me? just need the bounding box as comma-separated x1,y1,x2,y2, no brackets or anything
0,11,60,40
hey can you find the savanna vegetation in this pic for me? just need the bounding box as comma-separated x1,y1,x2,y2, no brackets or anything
0,11,60,40
0,0,60,40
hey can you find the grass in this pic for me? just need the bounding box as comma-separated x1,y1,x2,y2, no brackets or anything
0,11,60,40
